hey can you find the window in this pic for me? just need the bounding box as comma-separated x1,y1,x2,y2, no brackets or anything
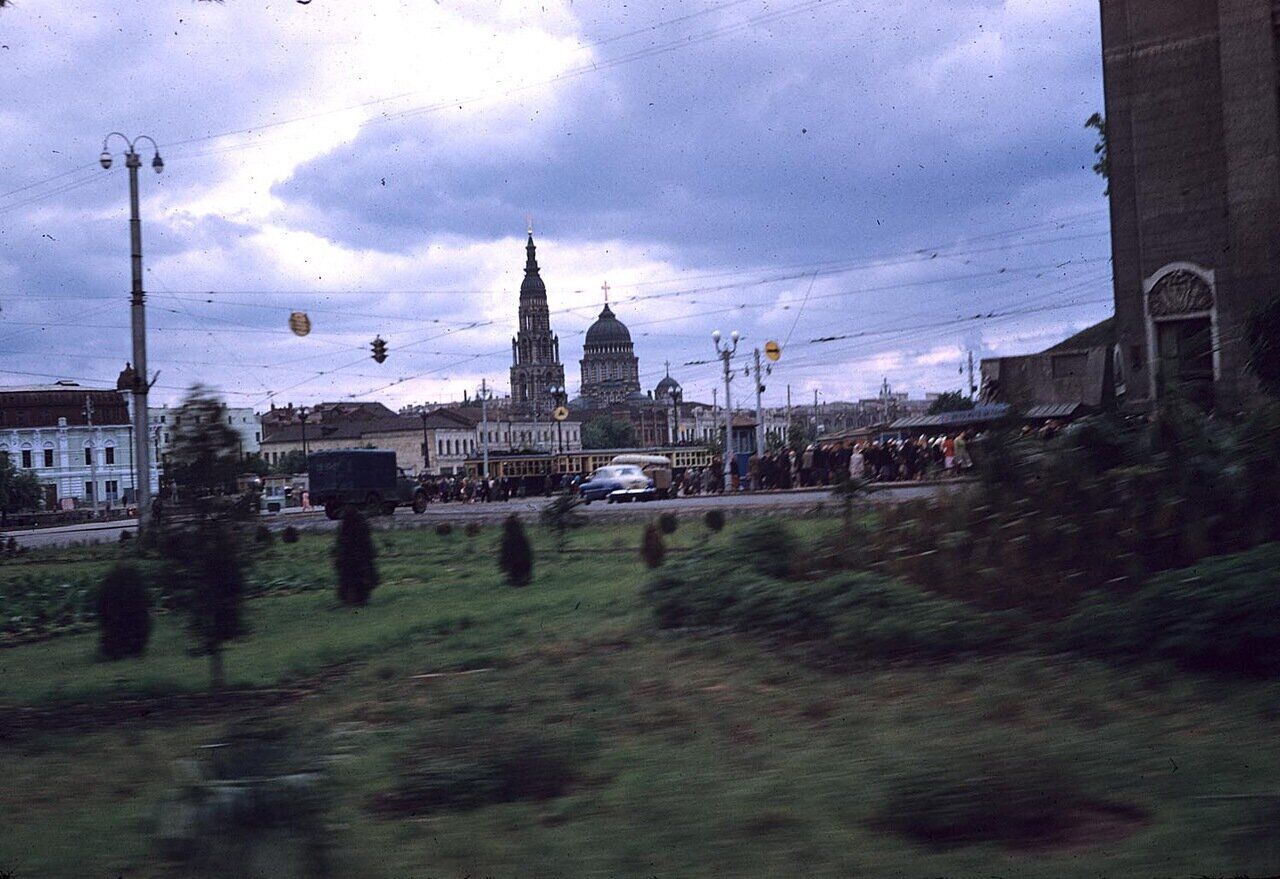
105,480,119,499
255,432,261,442
84,448,93,466
20,449,33,468
104,446,115,465
85,482,94,499
44,448,54,468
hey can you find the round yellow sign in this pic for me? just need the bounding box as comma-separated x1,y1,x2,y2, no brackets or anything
289,311,312,337
764,340,781,362
553,406,570,422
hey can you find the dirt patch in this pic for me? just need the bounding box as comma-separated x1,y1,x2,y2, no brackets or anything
1012,801,1150,854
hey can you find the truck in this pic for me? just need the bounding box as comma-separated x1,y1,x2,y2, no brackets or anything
306,449,427,520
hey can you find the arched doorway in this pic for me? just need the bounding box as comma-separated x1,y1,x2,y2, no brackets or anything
1144,265,1217,410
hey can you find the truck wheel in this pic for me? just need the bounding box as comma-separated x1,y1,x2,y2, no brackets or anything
365,493,383,515
382,502,397,516
324,502,342,521
412,494,428,514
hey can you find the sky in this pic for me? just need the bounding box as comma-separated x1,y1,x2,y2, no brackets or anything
0,0,1112,412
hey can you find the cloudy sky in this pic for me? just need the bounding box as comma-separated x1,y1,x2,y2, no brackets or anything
0,0,1111,411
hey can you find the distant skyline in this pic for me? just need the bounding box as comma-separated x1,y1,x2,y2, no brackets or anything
0,0,1111,411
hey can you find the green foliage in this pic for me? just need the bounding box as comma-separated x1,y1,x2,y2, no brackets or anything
787,421,813,455
539,491,586,552
435,522,453,537
254,524,273,545
1246,293,1280,398
161,515,247,688
0,452,43,521
498,515,533,587
269,449,308,476
373,720,593,816
95,564,151,660
166,386,244,499
926,391,974,415
281,525,300,544
876,741,1099,847
1085,111,1109,194
640,523,665,569
644,556,1013,662
731,519,797,578
703,509,726,533
334,507,378,606
1064,543,1280,675
463,522,482,538
657,512,678,535
581,414,637,450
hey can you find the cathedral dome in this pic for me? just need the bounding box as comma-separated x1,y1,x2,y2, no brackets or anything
655,374,681,398
584,304,632,346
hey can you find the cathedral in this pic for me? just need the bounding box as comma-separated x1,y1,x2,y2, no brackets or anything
508,231,566,417
578,285,644,408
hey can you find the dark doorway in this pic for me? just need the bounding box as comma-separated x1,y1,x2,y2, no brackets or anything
1156,317,1214,409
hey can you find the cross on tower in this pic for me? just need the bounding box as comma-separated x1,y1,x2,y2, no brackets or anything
601,280,610,304
664,359,670,376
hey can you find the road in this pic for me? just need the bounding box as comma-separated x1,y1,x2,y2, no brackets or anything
4,482,967,549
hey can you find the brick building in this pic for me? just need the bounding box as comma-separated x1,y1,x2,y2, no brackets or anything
1101,0,1280,411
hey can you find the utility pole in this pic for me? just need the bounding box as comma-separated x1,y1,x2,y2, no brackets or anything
751,348,767,471
101,133,163,530
419,410,431,475
712,330,739,491
813,388,819,436
786,384,792,434
84,395,100,516
967,350,977,399
479,379,491,479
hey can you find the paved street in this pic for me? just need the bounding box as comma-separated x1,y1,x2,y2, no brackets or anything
3,482,968,549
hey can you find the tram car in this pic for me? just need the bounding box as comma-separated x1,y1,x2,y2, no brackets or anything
461,446,713,496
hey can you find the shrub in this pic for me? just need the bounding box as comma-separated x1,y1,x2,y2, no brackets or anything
732,519,797,578
703,509,726,533
642,554,739,630
96,564,151,659
254,524,273,545
435,522,453,537
333,507,379,606
540,491,586,552
875,742,1097,848
118,529,133,544
464,522,481,538
372,723,592,816
281,525,300,544
658,512,678,535
1063,542,1280,675
498,515,533,587
5,536,18,557
640,523,666,569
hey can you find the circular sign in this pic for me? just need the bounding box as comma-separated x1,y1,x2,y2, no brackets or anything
289,311,312,337
764,340,781,362
553,406,570,422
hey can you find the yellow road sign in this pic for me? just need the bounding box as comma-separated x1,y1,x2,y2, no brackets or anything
553,406,570,422
289,311,312,337
764,340,781,362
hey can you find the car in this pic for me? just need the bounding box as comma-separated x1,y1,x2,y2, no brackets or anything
578,465,654,503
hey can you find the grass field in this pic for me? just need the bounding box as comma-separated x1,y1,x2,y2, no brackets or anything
1,516,1278,878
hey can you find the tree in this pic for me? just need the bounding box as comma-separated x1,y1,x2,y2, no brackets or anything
167,386,244,499
1246,294,1280,398
270,449,309,475
0,454,42,524
582,415,637,450
334,507,379,605
927,391,975,415
1085,112,1109,195
96,564,151,660
540,491,585,553
163,516,246,689
787,421,813,455
640,522,666,569
498,515,533,587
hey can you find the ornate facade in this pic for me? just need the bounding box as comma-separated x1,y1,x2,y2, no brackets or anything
509,233,565,417
578,303,642,407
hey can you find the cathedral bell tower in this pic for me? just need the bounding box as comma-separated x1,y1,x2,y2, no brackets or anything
509,228,565,416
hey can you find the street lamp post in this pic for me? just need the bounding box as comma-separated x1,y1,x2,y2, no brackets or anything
712,330,739,492
297,407,310,462
477,379,492,479
100,132,163,530
547,384,567,455
419,410,431,475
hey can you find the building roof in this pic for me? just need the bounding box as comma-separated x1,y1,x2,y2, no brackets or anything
1024,402,1089,420
520,233,547,300
263,413,464,444
1041,317,1116,354
584,303,633,346
888,403,1012,430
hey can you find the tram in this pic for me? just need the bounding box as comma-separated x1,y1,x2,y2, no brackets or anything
461,445,713,484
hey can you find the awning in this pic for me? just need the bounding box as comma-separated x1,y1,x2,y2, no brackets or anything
1024,403,1087,420
887,404,1012,431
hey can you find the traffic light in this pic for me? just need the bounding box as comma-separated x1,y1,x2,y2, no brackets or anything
371,336,388,364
